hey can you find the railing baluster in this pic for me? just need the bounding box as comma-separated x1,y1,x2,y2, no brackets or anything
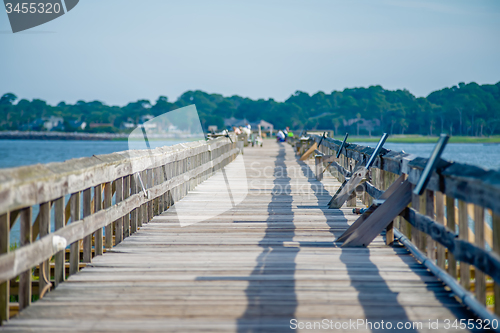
0,212,9,324
435,192,446,269
411,187,420,246
104,182,112,248
425,190,435,260
493,211,500,315
19,207,32,310
458,199,470,290
39,202,50,296
474,205,486,305
69,193,80,276
446,195,457,278
130,176,138,234
82,188,92,263
148,169,153,222
114,178,123,245
54,197,65,286
94,184,103,256
123,176,130,238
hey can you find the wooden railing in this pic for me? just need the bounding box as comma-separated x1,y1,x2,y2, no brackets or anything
294,134,500,319
0,136,239,323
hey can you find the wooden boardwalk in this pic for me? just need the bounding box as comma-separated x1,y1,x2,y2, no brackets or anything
1,142,475,332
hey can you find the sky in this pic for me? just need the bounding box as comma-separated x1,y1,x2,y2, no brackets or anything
0,0,499,106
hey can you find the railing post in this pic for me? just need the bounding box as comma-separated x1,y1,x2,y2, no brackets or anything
493,212,500,315
383,171,394,246
435,192,446,269
315,155,323,181
54,197,65,286
123,176,130,238
458,200,470,290
346,157,356,207
114,178,123,245
446,196,457,278
39,202,50,296
94,184,103,256
411,186,420,246
82,188,92,263
69,192,80,276
130,176,137,234
0,212,9,324
104,182,113,248
140,171,145,227
425,190,435,260
474,205,486,305
19,207,32,310
148,169,153,222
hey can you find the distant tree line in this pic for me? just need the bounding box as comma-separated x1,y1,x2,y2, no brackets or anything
1,81,499,136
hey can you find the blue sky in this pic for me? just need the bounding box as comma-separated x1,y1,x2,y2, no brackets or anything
0,0,499,106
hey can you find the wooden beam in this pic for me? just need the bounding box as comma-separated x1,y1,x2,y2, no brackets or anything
474,205,486,305
54,197,65,287
82,188,92,263
299,142,318,161
114,178,123,245
69,192,80,276
458,200,470,290
342,180,412,247
0,212,9,325
38,202,50,298
336,175,405,242
130,176,137,234
425,190,435,260
94,184,103,256
328,166,368,209
123,176,130,239
435,192,446,269
493,211,500,316
18,207,32,311
446,195,457,278
104,182,113,248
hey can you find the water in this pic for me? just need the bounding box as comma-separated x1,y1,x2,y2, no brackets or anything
354,142,500,171
0,139,189,169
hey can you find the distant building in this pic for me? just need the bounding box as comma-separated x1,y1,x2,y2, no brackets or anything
255,120,273,132
44,116,64,131
224,117,274,132
68,120,87,131
343,118,380,136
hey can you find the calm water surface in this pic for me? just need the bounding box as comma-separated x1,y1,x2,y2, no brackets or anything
0,139,189,169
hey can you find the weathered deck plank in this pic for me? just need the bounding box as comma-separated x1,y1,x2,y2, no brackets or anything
0,141,475,332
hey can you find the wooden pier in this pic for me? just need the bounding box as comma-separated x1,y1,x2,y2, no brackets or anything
1,135,499,332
